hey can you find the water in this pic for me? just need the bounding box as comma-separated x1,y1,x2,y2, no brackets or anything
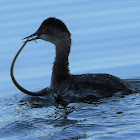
0,0,140,139
1,90,140,140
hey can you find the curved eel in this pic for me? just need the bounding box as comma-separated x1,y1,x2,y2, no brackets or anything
10,40,52,96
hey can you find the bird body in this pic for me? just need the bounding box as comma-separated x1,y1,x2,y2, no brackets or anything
11,17,139,105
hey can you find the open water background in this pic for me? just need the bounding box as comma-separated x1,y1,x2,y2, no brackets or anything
0,0,140,139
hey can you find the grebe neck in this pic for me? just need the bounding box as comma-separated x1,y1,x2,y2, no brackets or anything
51,36,71,88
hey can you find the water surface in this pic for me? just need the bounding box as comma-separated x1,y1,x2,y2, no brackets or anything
0,0,140,139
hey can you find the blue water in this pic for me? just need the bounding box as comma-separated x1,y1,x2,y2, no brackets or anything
1,0,140,139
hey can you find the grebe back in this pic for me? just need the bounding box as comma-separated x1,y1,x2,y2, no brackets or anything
11,17,139,105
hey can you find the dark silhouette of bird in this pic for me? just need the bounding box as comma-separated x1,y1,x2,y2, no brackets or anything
11,17,139,105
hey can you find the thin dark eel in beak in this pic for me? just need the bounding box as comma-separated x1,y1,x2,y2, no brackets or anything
10,40,52,96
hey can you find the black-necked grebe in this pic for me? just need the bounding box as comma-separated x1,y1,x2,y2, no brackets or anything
11,17,139,105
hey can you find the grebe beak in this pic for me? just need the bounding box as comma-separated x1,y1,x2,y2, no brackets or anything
22,30,40,42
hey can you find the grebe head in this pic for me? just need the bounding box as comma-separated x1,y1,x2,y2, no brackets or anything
23,17,71,45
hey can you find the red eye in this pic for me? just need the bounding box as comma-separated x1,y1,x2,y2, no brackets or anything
42,29,46,33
